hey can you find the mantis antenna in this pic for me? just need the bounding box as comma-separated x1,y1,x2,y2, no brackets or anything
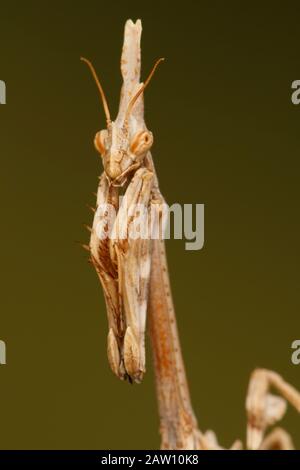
81,57,111,125
124,57,165,124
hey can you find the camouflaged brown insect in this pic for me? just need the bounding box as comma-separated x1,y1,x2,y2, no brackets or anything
81,19,300,451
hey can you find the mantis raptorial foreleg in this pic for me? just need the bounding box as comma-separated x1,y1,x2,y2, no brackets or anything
110,167,154,383
90,168,154,382
90,173,125,378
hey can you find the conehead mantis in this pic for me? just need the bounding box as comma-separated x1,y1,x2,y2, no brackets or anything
81,19,203,448
81,19,300,451
81,19,165,384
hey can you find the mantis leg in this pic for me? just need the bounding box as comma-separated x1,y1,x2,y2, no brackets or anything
110,167,154,383
260,427,294,450
90,172,126,379
246,368,300,449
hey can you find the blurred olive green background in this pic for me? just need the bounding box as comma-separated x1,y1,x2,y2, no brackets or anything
0,0,300,449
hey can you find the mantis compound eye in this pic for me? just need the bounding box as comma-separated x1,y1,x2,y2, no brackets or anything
130,130,153,156
94,129,108,156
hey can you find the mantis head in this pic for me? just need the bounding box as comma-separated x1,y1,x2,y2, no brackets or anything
81,56,163,186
